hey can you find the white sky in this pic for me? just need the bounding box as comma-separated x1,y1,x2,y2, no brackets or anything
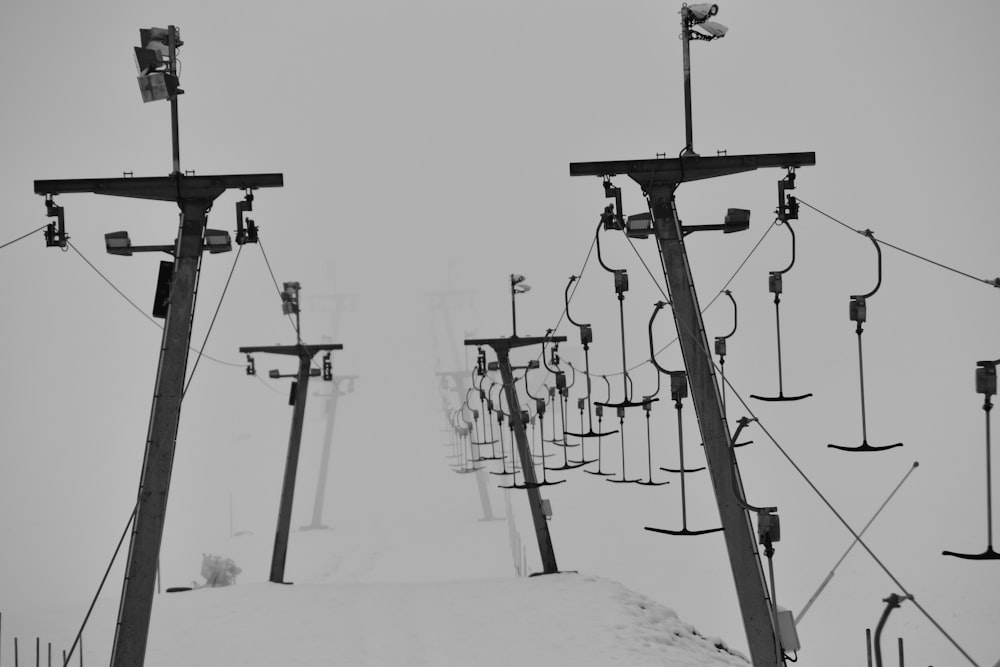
2,2,999,666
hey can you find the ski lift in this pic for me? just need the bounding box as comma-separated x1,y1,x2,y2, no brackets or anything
751,171,813,402
488,386,519,478
541,338,588,473
646,302,722,535
713,292,753,448
635,373,668,486
453,406,483,474
592,213,648,410
474,375,502,461
828,230,903,452
606,405,643,484
520,370,565,488
500,408,535,490
714,290,736,414
562,275,618,441
585,376,617,477
943,358,1000,560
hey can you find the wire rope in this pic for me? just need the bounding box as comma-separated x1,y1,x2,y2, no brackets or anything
0,224,48,250
798,197,999,290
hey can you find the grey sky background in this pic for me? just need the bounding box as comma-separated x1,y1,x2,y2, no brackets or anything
2,1,999,665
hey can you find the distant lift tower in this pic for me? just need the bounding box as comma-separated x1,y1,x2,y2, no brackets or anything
33,26,282,667
465,334,567,575
242,282,344,583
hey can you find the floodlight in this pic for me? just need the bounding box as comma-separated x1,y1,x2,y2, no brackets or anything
694,21,728,39
513,283,531,294
686,3,719,21
511,274,526,285
134,26,181,103
105,231,133,256
269,369,281,379
309,368,321,377
137,72,179,103
203,229,232,253
723,208,750,233
626,212,653,239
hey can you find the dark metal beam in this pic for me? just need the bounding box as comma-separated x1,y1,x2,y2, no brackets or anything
240,344,342,357
34,173,283,201
569,152,815,187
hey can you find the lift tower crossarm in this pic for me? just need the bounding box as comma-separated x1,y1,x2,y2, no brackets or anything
569,152,815,186
240,342,343,584
33,171,284,667
570,150,815,667
34,173,284,201
466,335,566,574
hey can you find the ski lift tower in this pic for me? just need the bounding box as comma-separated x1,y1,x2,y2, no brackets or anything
569,5,813,665
33,26,282,667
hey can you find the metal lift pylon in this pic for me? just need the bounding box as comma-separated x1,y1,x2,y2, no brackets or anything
571,150,814,666
466,335,566,575
34,25,284,667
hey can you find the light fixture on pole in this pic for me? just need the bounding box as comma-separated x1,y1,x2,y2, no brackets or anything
680,3,728,156
510,273,531,337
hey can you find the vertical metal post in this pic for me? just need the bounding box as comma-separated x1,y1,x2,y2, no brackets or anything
270,352,313,583
167,26,180,176
648,187,782,666
494,348,558,574
111,199,208,667
680,7,695,156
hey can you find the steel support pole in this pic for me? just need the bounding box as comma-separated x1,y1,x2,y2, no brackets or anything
494,348,558,574
271,353,314,583
110,199,209,667
648,186,782,666
681,10,695,155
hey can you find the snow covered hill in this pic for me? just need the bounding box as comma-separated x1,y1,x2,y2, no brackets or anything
3,525,750,667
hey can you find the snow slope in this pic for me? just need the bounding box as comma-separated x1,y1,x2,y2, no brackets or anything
3,525,750,667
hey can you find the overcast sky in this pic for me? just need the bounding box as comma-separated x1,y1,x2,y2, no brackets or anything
2,2,999,666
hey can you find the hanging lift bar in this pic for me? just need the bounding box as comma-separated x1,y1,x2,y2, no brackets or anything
570,149,814,667
943,358,999,559
751,170,813,402
828,230,904,452
562,275,618,440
